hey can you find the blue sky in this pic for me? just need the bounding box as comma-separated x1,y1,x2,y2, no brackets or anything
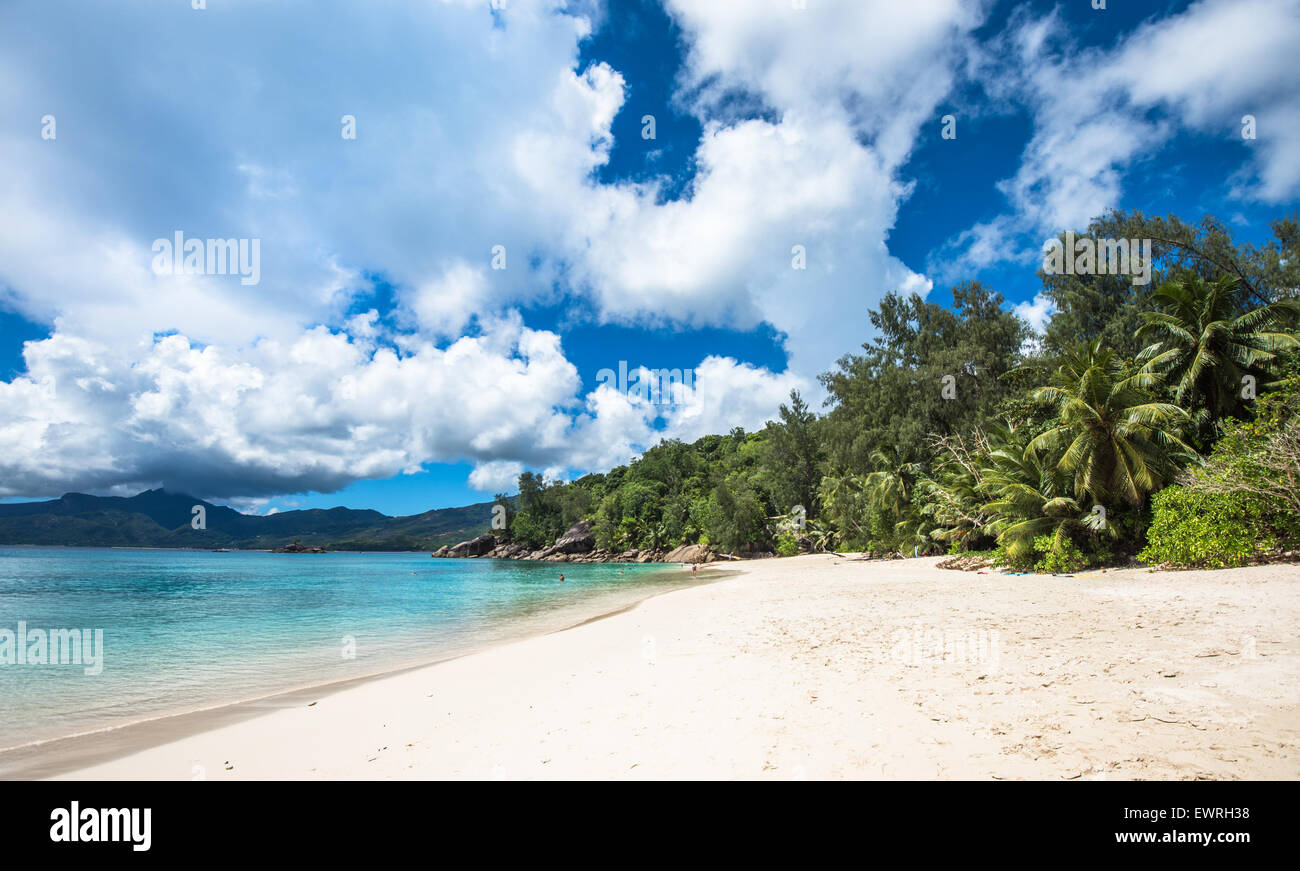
0,0,1297,516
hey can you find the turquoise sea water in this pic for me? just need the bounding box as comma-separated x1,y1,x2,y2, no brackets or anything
0,547,692,749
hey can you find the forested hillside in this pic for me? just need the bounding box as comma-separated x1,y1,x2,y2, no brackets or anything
0,489,496,551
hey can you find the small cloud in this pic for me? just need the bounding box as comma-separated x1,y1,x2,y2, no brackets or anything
1014,292,1056,355
1014,292,1056,335
467,460,525,492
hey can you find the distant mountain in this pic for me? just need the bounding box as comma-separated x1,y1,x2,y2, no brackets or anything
0,489,497,551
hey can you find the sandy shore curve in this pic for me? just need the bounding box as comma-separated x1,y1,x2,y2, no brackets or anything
23,554,1300,780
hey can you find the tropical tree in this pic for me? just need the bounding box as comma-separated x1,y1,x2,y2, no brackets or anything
818,281,1028,474
757,390,823,517
862,446,924,516
1029,339,1193,507
1181,374,1300,520
1136,273,1299,423
855,446,932,552
919,430,996,550
817,472,870,549
803,518,837,553
978,429,1082,567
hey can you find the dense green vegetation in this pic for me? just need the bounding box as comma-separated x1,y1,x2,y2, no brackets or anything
505,210,1300,570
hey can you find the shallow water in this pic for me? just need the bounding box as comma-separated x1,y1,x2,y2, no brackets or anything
0,547,692,748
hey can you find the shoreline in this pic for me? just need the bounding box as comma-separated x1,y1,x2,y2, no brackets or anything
1,543,722,563
12,555,1300,780
0,562,729,779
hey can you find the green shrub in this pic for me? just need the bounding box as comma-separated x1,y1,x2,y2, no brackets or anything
991,541,1034,571
774,532,801,557
1138,486,1275,569
1033,534,1088,574
993,527,1104,573
508,512,551,550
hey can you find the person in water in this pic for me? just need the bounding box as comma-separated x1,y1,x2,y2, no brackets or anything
559,574,564,582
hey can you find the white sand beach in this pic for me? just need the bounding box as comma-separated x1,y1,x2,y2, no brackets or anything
46,555,1300,780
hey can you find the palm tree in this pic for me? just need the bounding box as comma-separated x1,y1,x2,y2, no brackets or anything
861,446,930,553
1029,339,1193,507
1136,273,1300,422
978,430,1081,567
804,519,837,553
862,446,924,516
817,472,870,548
920,430,993,550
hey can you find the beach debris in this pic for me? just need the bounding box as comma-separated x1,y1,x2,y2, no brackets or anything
936,553,992,571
